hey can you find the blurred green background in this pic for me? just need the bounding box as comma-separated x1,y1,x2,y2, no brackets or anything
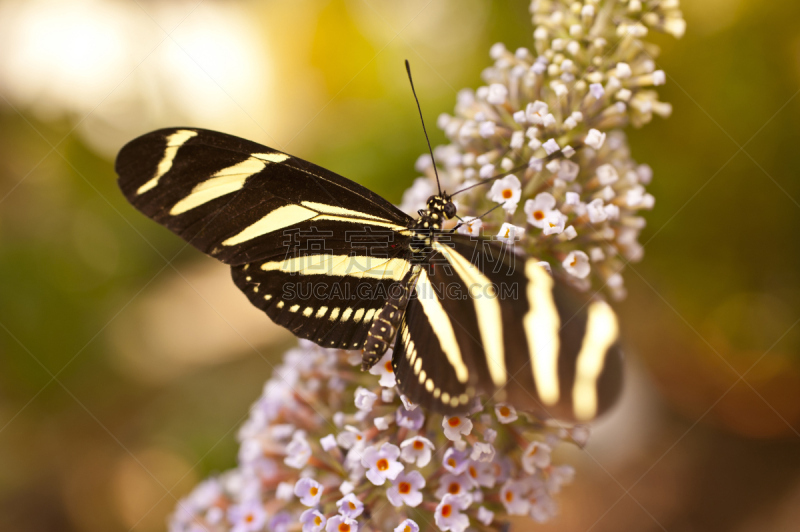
0,1,798,531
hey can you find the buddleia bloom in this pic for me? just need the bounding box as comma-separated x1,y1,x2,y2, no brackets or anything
403,0,684,299
169,342,586,532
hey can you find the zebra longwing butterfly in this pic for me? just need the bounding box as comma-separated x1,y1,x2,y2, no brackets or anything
115,127,622,421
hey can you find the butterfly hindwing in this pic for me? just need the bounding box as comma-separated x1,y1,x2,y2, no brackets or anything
115,128,413,265
393,235,623,421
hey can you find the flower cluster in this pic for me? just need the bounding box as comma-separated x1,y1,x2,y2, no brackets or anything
169,342,587,532
401,0,684,299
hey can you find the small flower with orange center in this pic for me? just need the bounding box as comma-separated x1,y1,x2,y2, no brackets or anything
456,216,483,236
434,493,471,532
324,515,357,532
300,508,326,532
360,443,403,485
524,192,558,230
562,250,590,279
387,470,426,507
522,441,552,474
495,222,524,245
494,403,518,424
354,387,378,412
442,415,473,441
393,518,420,532
435,472,476,500
367,351,396,387
226,500,266,532
399,436,434,467
294,477,323,506
336,493,364,518
487,174,521,213
500,479,531,516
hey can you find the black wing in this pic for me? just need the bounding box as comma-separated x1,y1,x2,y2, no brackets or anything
115,128,414,265
393,235,623,421
115,128,415,349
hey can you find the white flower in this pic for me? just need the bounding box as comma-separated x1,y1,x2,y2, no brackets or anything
336,426,364,450
300,509,326,532
435,472,477,499
487,174,521,213
558,160,580,181
496,223,524,245
354,387,378,412
339,480,355,495
387,470,426,507
524,192,557,228
284,431,311,469
399,176,434,214
396,405,424,430
522,441,552,474
494,403,518,424
563,250,590,279
542,138,560,155
228,500,267,532
325,515,358,532
469,442,495,463
466,460,497,488
400,436,435,467
500,479,530,515
361,443,403,485
399,394,417,411
596,163,619,185
394,519,420,532
486,83,508,104
477,506,495,526
457,216,483,236
442,447,470,474
541,210,567,235
320,434,337,452
367,351,396,387
294,477,324,506
336,493,365,518
585,128,607,150
587,198,608,223
276,481,294,500
547,464,576,494
443,415,473,441
434,494,471,532
530,492,558,523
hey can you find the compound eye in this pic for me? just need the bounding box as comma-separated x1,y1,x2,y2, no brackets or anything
443,202,457,219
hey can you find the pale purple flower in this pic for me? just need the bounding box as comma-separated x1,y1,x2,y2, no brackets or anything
443,415,473,441
522,441,552,474
361,443,403,485
325,515,358,532
435,472,477,499
284,431,311,469
470,442,496,463
269,511,292,532
477,506,495,526
320,434,337,452
367,351,396,387
434,494,471,532
494,403,518,424
300,509,326,532
227,500,267,532
393,519,420,532
387,470,425,508
399,436,434,467
354,387,378,412
396,405,424,430
442,447,470,475
336,493,364,518
294,478,323,506
500,479,531,515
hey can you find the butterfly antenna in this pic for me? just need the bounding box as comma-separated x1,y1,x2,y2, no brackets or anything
453,201,506,231
450,163,530,197
405,60,442,196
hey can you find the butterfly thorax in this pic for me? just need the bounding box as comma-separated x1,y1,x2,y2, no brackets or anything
409,194,456,253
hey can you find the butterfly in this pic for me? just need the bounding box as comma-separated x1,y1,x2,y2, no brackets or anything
114,124,623,421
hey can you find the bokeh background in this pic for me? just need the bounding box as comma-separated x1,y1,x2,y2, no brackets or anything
1,0,799,531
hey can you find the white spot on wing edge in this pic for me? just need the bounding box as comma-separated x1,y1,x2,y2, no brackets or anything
523,260,561,406
136,130,198,195
572,301,618,421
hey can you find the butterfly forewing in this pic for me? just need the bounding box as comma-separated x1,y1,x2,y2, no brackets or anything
115,128,413,265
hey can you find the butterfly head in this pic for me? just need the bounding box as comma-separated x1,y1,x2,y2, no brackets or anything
426,194,457,221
